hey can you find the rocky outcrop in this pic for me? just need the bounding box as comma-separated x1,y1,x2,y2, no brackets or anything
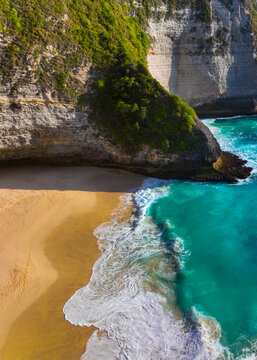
0,68,251,181
0,88,222,179
0,42,221,180
0,3,252,182
147,0,257,117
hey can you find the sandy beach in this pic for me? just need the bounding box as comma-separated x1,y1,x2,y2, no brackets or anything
0,165,144,360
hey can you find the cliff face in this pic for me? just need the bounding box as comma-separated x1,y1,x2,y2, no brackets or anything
0,53,221,179
147,0,257,116
0,1,252,181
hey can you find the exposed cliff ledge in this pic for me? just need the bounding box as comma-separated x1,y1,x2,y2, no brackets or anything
0,0,252,181
147,0,257,117
0,91,222,180
0,78,251,182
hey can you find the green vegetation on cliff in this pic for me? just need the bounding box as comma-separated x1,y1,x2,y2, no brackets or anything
132,0,212,23
247,0,257,48
0,0,200,153
0,0,149,70
88,62,195,152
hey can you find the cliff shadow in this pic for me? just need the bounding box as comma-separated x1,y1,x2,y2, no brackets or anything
0,164,145,192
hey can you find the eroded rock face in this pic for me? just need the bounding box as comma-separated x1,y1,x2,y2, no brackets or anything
0,94,223,179
0,56,223,179
0,9,251,181
147,0,257,117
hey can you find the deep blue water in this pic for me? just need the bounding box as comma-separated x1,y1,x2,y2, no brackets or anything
150,116,257,357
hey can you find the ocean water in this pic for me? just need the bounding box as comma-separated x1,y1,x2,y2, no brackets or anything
64,115,257,360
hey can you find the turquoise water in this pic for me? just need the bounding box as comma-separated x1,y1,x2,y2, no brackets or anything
65,116,257,359
150,116,257,357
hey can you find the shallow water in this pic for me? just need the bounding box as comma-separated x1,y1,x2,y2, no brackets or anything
64,115,257,359
150,116,257,358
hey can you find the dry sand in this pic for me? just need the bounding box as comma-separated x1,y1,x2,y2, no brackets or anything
0,165,144,360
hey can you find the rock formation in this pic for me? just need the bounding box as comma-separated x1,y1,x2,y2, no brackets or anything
0,0,253,181
147,0,257,117
0,57,223,180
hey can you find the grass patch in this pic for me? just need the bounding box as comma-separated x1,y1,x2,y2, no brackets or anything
247,0,257,49
0,0,203,154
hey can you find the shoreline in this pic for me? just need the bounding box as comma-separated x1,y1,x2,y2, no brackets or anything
0,165,144,360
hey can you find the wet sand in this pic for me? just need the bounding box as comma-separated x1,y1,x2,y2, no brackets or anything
0,165,144,360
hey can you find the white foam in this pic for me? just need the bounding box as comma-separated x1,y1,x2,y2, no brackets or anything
63,181,227,360
63,118,257,359
204,117,257,180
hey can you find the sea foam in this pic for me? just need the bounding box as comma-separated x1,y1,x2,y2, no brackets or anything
63,181,226,360
64,116,257,360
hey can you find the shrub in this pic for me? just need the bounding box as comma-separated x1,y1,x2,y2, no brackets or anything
0,0,200,154
87,62,196,153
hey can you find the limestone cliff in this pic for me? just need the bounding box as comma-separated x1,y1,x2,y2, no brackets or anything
0,0,252,181
0,43,222,180
147,0,257,117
